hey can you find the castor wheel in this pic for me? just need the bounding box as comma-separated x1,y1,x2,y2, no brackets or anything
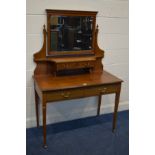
112,128,115,133
43,144,48,149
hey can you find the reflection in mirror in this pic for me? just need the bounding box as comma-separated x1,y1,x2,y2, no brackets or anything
50,16,93,51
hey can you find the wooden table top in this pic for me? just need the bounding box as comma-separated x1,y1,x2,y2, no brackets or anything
34,70,123,91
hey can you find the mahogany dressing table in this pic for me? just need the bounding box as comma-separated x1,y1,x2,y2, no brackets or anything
33,9,123,148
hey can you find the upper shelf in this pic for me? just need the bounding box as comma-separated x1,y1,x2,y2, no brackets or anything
34,56,96,63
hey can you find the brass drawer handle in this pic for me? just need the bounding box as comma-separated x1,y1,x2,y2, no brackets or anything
98,87,107,93
61,92,71,98
86,62,90,67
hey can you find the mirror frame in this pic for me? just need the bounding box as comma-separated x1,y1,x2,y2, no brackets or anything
46,9,98,57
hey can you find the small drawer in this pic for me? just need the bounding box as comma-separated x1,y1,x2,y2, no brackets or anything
84,84,120,97
56,61,95,71
97,85,118,94
45,89,85,102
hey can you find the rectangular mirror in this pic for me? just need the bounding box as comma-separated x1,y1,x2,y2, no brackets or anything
46,10,97,57
50,16,93,51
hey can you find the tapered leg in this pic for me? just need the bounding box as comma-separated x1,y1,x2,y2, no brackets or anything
112,90,121,132
35,90,39,127
42,100,47,149
97,95,102,116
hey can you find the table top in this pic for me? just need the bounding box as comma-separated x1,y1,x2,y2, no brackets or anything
34,70,123,91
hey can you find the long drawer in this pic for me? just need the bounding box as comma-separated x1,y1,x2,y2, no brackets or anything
45,83,121,102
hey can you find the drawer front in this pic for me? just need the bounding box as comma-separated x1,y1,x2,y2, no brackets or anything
56,61,95,71
84,84,120,97
46,89,85,102
45,84,120,102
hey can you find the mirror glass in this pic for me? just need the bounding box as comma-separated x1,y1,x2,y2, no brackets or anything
50,16,93,51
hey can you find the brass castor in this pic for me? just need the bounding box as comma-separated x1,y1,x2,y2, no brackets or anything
43,144,48,149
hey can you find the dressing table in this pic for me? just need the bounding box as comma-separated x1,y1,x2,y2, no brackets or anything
33,9,123,148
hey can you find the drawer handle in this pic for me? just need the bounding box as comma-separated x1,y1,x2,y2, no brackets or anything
61,92,71,98
98,87,107,93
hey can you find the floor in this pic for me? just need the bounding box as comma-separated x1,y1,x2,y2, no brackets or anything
26,110,129,155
